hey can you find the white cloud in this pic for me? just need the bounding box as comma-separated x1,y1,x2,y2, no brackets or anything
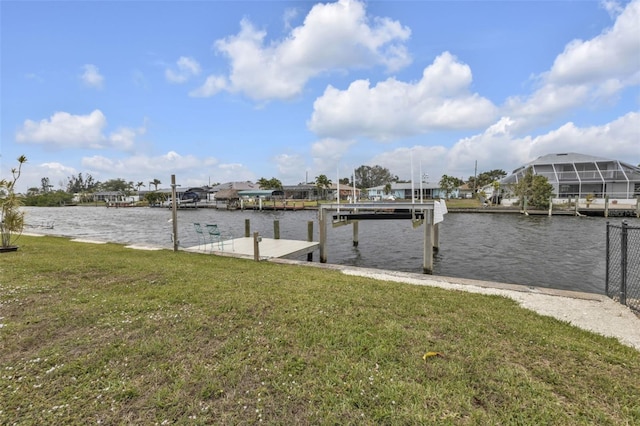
370,145,449,182
359,112,639,185
189,75,228,97
274,153,306,183
446,112,640,179
15,110,145,151
549,0,639,85
505,0,640,131
308,52,498,140
16,110,107,148
310,137,357,173
81,64,104,89
194,0,411,101
82,151,216,175
165,56,202,83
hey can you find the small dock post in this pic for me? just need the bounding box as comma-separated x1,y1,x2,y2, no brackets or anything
433,222,440,253
274,220,280,240
171,174,178,252
548,196,553,216
423,209,434,274
245,219,250,238
319,208,327,263
604,196,609,218
352,221,359,247
307,221,314,261
253,232,260,261
574,197,579,216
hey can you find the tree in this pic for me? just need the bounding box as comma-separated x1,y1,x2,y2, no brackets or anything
439,175,464,199
144,191,167,207
354,165,398,189
41,177,53,193
257,177,283,190
151,179,161,191
0,155,27,248
24,190,73,207
383,183,392,195
511,168,554,209
66,173,96,194
98,178,132,193
315,174,332,200
468,169,507,191
135,181,145,193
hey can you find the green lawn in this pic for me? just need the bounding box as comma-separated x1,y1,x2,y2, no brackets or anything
1,236,638,424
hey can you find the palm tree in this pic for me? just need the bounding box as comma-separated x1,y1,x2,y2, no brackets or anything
151,179,161,191
315,174,332,201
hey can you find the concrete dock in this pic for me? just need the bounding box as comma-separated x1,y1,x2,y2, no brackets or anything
184,237,319,260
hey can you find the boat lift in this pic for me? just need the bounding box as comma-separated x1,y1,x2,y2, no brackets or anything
318,201,447,274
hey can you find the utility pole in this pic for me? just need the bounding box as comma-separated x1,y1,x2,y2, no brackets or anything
473,160,478,196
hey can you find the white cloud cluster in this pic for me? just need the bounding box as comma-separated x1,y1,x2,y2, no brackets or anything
505,0,640,131
15,110,144,151
165,56,202,83
81,64,104,89
82,150,212,175
308,52,498,140
191,0,411,100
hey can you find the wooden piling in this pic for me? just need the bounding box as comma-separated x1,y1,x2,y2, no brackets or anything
604,196,609,218
574,197,579,216
319,208,327,263
307,221,314,261
171,174,178,252
245,219,250,238
253,232,260,261
548,196,553,216
423,209,434,274
433,222,439,253
274,220,280,240
352,221,359,247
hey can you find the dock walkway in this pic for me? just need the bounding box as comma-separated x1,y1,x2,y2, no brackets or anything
184,237,318,260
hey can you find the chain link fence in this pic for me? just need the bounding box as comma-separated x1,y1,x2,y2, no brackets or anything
606,221,640,313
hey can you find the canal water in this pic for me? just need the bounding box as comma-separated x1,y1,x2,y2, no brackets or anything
21,206,637,295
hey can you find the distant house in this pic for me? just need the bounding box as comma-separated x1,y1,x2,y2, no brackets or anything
282,184,320,200
501,153,640,199
93,191,127,203
366,182,455,200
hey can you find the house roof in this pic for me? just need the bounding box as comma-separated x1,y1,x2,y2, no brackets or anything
214,189,240,200
211,181,259,191
513,152,640,174
367,182,441,190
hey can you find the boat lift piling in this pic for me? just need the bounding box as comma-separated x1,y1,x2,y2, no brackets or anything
318,202,447,274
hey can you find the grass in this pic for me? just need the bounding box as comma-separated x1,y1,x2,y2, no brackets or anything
1,236,639,425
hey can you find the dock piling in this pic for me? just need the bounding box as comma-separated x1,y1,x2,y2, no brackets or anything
253,232,260,261
353,221,359,247
274,220,280,240
245,219,250,238
307,221,314,261
423,209,434,274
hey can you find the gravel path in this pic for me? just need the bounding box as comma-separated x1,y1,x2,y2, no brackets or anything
339,268,640,351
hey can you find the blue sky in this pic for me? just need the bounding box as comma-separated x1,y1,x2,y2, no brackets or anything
2,0,639,193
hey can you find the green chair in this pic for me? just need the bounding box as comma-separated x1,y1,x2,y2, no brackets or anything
193,223,206,250
205,224,234,252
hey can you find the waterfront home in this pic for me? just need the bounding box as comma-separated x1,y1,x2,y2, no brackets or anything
500,152,640,199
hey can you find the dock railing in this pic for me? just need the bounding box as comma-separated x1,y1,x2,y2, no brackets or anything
606,221,640,313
